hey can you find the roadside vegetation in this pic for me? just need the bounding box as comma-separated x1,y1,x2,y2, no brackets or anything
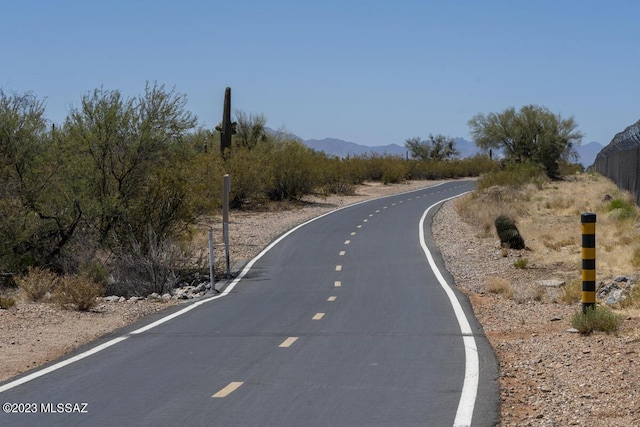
2,83,634,325
0,85,494,307
456,165,640,333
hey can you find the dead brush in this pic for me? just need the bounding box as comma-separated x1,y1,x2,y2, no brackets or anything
55,274,104,311
15,267,58,302
486,276,514,299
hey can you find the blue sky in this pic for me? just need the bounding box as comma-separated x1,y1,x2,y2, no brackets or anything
2,0,639,146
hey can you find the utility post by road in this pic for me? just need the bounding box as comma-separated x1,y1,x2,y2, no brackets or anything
223,174,231,279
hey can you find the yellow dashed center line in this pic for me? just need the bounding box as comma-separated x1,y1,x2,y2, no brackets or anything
350,232,356,236
312,313,325,320
344,240,351,245
327,296,337,302
357,225,362,229
335,265,342,271
212,382,244,398
279,337,299,348
334,281,341,287
363,219,368,223
339,250,346,256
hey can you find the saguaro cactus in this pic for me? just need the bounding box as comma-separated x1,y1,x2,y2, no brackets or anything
494,214,525,250
215,87,236,156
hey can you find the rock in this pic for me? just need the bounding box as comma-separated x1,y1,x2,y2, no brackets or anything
104,296,120,302
606,289,625,305
194,283,207,293
148,292,159,300
567,328,580,333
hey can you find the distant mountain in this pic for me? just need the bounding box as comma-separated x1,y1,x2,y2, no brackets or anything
303,138,406,158
303,136,486,159
575,141,603,168
271,128,602,167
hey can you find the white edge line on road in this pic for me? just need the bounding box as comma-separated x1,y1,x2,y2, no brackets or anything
0,181,453,394
419,191,479,427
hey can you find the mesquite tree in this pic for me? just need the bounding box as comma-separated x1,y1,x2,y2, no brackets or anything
468,105,583,177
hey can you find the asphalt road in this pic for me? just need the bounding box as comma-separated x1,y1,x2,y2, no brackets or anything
0,180,499,426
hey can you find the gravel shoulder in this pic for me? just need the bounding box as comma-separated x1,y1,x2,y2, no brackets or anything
1,179,639,426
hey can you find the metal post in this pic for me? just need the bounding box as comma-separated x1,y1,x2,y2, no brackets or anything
223,174,231,279
208,230,217,292
581,212,596,313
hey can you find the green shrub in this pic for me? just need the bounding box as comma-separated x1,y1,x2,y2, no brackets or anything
227,145,270,208
607,198,637,220
513,258,528,269
478,162,548,190
571,306,622,334
55,274,104,311
408,156,499,180
266,141,321,201
15,267,58,301
0,295,16,309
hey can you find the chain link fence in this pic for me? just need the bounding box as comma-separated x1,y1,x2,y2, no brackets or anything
593,119,640,205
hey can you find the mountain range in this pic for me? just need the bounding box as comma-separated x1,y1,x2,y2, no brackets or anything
300,136,603,168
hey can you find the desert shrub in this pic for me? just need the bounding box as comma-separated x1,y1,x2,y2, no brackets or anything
607,198,637,220
478,162,548,191
408,156,499,180
15,267,58,301
313,155,359,196
266,140,321,201
571,306,622,334
111,230,189,297
0,295,16,309
513,258,528,269
356,154,407,182
55,274,104,311
381,159,408,184
226,145,270,208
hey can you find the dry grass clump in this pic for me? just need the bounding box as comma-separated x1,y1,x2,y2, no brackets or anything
559,279,582,305
55,274,104,311
15,267,58,302
618,285,640,309
455,187,525,238
486,276,515,299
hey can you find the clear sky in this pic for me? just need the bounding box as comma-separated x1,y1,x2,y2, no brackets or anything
2,0,639,146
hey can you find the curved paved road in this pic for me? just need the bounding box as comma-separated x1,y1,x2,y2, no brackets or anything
0,180,498,426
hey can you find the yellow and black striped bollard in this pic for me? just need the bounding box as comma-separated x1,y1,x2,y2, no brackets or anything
581,212,596,313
